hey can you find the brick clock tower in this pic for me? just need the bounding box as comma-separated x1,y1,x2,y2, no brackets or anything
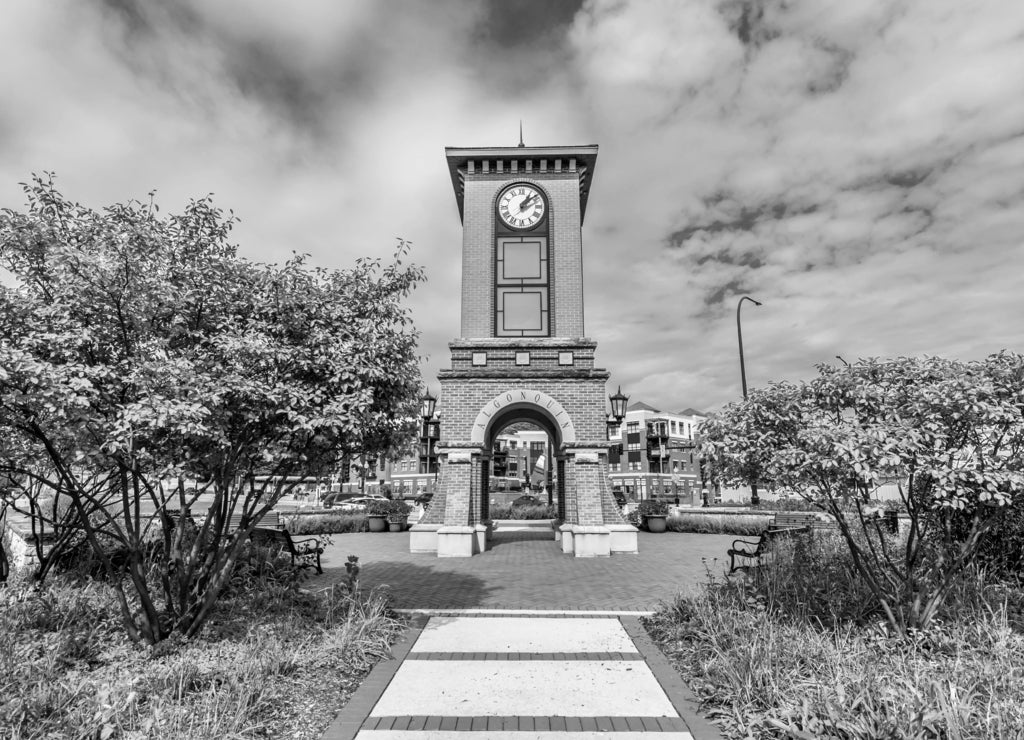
409,142,638,557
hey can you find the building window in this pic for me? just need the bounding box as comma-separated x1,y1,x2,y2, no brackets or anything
629,461,642,471
495,235,550,337
627,440,641,451
626,421,639,434
607,424,620,439
670,420,678,434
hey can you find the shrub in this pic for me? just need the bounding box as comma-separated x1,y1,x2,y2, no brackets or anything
0,564,405,739
366,500,391,517
637,499,669,517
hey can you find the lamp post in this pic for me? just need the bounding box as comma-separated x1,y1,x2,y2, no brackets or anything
608,385,629,426
420,390,438,487
736,296,762,505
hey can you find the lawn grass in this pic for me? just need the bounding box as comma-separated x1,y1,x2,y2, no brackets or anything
0,555,404,739
644,534,1024,739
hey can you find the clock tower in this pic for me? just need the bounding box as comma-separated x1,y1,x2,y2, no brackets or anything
409,143,638,557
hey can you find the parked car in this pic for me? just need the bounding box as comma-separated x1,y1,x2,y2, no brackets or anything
612,491,626,508
414,492,434,506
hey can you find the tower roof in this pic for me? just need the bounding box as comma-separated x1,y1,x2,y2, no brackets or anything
444,144,599,223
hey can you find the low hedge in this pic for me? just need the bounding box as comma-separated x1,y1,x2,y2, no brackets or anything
281,511,368,535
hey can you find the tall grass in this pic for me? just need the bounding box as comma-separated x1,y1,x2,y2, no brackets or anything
0,556,403,739
666,512,770,536
644,533,1024,739
489,503,555,520
281,510,369,534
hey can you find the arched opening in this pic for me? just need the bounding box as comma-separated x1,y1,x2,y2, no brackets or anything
481,403,566,530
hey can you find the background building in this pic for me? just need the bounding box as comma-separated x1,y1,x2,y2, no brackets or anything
607,402,708,504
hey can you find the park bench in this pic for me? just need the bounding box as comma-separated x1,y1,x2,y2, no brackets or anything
727,512,823,573
226,511,283,531
248,528,324,574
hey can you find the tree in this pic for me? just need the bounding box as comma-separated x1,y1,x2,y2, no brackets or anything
701,354,1024,632
0,175,424,643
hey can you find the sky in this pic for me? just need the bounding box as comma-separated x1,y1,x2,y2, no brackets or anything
1,0,1022,413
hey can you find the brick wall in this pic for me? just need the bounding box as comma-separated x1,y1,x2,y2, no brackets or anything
459,170,585,338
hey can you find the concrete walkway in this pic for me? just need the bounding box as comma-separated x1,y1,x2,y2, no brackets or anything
322,613,723,740
315,529,730,739
307,528,735,611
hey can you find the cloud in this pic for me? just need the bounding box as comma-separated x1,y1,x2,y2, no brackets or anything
1,0,1022,415
567,0,1024,409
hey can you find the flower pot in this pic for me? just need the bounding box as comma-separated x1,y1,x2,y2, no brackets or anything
368,515,387,533
645,515,668,533
388,518,407,532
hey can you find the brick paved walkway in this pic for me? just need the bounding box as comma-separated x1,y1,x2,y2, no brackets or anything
306,528,734,611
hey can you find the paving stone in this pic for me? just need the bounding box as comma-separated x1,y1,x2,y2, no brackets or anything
307,531,734,610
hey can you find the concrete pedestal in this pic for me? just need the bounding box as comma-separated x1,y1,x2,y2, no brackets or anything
559,523,574,554
571,525,611,558
409,523,442,553
437,524,489,557
608,524,639,554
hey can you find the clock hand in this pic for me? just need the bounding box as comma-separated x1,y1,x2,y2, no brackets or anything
519,194,538,210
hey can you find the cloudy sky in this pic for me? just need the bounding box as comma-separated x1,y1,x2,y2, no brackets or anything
2,0,1022,412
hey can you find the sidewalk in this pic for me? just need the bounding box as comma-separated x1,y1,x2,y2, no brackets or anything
306,529,734,611
322,613,723,740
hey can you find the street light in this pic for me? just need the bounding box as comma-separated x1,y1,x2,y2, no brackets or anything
608,386,629,424
420,390,439,484
736,296,762,505
420,389,437,421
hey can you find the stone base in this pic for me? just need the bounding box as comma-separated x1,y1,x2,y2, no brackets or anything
571,525,611,557
559,523,574,554
557,524,613,557
409,523,442,553
608,524,639,554
437,524,489,557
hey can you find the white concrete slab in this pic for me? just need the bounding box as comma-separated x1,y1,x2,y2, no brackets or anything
357,733,693,740
411,616,638,654
370,661,678,717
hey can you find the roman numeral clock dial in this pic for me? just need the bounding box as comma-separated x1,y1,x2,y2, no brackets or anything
497,183,546,229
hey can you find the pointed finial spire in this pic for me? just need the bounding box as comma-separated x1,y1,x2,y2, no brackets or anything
518,121,525,148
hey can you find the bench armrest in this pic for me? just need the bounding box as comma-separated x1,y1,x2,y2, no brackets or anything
731,537,762,550
291,537,323,548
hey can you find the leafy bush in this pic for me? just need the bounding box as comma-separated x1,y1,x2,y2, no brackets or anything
0,564,405,739
385,500,411,521
366,500,391,517
637,499,669,517
949,501,1024,584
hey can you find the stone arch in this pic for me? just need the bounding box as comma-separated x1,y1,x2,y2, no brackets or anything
470,389,577,448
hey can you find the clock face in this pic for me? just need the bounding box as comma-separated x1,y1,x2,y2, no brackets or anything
497,184,546,230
